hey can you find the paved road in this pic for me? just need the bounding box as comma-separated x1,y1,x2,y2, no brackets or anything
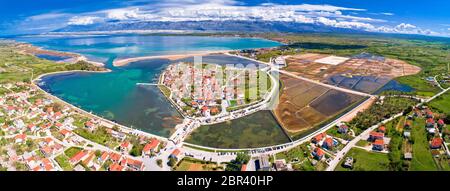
327,87,450,171
275,69,372,97
325,113,403,171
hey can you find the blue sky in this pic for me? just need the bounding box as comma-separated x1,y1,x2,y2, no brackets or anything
1,0,450,36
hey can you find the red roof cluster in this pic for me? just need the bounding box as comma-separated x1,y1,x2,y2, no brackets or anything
373,139,384,146
431,138,443,148
313,133,326,142
143,139,160,152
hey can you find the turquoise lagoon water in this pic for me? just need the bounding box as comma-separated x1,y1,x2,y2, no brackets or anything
22,35,283,138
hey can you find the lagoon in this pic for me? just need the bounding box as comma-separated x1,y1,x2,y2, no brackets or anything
25,34,282,138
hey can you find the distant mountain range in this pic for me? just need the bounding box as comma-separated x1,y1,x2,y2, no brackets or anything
53,20,370,34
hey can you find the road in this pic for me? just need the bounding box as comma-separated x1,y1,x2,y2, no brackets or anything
325,113,403,171
326,87,450,171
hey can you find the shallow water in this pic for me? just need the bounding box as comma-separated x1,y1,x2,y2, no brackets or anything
26,34,282,137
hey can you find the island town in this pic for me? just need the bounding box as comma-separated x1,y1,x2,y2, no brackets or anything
1,34,449,171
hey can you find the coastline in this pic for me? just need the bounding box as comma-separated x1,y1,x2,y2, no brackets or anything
112,50,230,67
32,71,170,142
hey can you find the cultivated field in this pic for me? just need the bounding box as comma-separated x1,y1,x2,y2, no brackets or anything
282,53,421,93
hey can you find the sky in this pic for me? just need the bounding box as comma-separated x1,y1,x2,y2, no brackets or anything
1,0,450,37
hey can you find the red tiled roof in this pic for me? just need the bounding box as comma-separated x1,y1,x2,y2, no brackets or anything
109,153,122,162
85,121,93,127
426,118,435,124
59,129,71,136
143,139,160,152
210,107,219,113
241,164,247,171
69,151,87,164
314,148,324,156
431,138,443,148
373,139,384,145
42,158,54,171
100,152,109,161
324,138,333,146
313,132,326,141
45,137,53,144
379,126,386,132
15,134,26,140
126,158,143,168
41,146,52,155
438,119,445,125
171,149,181,157
109,163,123,171
370,131,384,138
120,141,130,148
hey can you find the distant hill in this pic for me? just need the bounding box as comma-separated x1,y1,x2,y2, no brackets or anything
53,20,370,34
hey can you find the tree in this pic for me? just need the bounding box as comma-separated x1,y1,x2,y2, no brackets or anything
225,153,250,171
235,152,250,164
156,159,163,167
168,158,177,167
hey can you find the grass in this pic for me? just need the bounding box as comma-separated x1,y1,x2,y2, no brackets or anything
74,127,120,149
336,147,390,171
275,143,308,163
64,147,83,158
429,91,450,114
158,85,171,98
55,154,73,171
326,126,354,141
174,157,222,171
409,118,439,171
0,45,104,83
356,140,369,147
397,76,440,97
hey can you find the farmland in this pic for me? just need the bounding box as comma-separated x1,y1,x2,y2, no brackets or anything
336,147,390,171
256,33,448,96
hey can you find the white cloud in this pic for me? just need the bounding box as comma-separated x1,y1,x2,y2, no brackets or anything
23,0,444,37
381,12,394,16
374,23,439,36
106,8,141,20
68,16,101,25
28,13,70,21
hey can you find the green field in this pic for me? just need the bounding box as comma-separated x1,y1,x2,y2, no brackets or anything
336,148,390,171
410,118,439,171
55,154,73,171
256,33,450,96
64,147,83,158
0,44,105,83
74,127,120,149
174,157,222,171
429,91,450,114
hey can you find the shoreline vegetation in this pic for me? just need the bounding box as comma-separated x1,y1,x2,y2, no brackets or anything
3,32,445,151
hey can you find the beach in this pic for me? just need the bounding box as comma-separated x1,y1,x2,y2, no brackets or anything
112,50,230,67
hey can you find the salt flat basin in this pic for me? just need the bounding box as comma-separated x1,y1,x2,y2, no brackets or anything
185,110,291,149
